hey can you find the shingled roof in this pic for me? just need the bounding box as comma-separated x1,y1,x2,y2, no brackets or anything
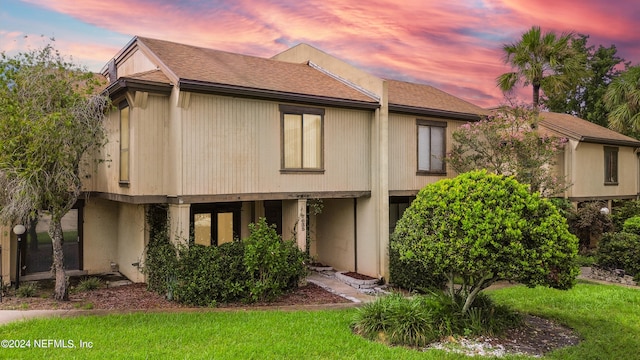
387,80,486,120
539,112,640,147
134,37,378,108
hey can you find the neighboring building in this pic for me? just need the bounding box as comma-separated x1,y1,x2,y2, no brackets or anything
2,37,636,286
539,112,640,207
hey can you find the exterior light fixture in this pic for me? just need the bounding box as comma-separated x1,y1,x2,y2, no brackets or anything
13,225,26,289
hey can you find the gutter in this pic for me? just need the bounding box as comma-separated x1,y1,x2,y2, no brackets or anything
104,78,173,98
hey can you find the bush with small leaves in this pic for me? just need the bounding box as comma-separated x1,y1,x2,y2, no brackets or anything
623,216,640,235
391,170,579,314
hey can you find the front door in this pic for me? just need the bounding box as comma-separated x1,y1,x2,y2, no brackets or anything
22,202,83,275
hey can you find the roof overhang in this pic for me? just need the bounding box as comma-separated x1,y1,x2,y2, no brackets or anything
179,79,380,110
579,136,640,148
104,78,173,99
389,104,482,121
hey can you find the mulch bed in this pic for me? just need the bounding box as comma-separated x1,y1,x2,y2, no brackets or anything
0,283,351,311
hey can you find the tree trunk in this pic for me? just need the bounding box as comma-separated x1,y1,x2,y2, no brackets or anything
49,218,68,301
533,84,541,107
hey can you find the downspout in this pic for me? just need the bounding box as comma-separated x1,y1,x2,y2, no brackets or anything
353,198,357,273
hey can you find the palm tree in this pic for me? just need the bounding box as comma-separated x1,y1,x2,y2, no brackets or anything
604,66,640,137
497,26,584,107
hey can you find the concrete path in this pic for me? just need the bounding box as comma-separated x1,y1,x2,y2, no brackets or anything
307,272,377,304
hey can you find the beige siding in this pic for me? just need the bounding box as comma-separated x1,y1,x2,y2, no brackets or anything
180,94,371,195
0,226,10,284
388,113,464,191
91,94,168,196
568,143,638,198
117,49,157,77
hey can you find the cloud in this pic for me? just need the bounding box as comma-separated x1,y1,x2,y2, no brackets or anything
14,0,640,108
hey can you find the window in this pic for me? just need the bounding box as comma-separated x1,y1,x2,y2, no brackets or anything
119,101,130,184
280,105,324,171
190,203,241,246
604,146,618,185
417,119,446,174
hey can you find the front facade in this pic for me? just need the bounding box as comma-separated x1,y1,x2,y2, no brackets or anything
3,37,636,286
539,112,640,207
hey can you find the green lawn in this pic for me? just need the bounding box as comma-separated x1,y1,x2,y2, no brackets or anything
0,281,638,359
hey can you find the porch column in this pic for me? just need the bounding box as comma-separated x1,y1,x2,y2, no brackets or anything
168,204,191,245
296,199,307,251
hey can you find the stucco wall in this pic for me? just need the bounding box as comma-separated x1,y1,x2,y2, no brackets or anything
83,199,119,275
116,203,146,282
315,199,355,273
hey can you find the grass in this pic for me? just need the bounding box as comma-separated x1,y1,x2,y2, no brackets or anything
488,281,640,359
0,281,638,359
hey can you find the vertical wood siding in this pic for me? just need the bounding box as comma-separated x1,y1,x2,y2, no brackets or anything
180,94,372,195
117,50,157,77
570,143,638,198
388,113,465,191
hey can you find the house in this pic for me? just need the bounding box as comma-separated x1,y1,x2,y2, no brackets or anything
2,37,636,286
538,112,640,207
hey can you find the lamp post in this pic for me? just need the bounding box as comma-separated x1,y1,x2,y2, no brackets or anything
13,224,26,290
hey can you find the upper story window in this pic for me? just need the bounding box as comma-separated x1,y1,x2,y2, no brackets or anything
417,119,446,174
280,105,324,172
119,101,130,184
604,146,618,185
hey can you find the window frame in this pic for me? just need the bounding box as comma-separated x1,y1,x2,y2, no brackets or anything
190,203,242,246
279,104,325,173
119,101,130,186
416,119,447,175
604,146,619,186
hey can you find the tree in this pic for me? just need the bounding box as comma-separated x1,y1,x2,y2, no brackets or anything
604,65,640,138
544,35,628,127
497,26,586,107
391,170,579,313
0,43,109,300
447,105,568,197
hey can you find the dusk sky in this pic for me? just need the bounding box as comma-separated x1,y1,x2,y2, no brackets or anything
1,0,639,108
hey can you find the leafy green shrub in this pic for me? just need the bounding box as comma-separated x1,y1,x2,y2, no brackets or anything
567,201,613,251
389,245,445,292
612,199,640,231
391,170,579,314
143,205,179,296
596,232,640,278
244,218,308,302
352,292,521,347
155,217,306,306
623,216,640,235
76,277,102,292
173,241,248,306
16,282,39,298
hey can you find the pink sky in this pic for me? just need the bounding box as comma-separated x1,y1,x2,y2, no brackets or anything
2,0,639,108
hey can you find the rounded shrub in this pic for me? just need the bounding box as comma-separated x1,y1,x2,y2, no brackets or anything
389,244,445,292
391,170,579,313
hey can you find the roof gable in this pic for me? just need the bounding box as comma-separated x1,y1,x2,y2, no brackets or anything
539,112,640,147
134,37,377,107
